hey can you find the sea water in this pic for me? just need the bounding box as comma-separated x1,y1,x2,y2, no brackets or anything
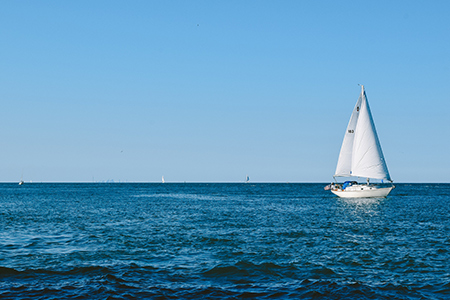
0,183,449,299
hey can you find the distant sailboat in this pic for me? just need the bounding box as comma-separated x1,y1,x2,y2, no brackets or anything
19,172,24,185
329,85,394,198
246,175,249,183
162,176,165,183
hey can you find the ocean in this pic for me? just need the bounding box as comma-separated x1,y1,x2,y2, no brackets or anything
0,183,449,299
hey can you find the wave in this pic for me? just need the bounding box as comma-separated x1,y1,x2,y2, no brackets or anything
1,264,449,299
202,261,299,281
0,266,21,276
0,264,161,278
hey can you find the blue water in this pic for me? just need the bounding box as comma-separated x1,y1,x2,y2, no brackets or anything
0,183,449,299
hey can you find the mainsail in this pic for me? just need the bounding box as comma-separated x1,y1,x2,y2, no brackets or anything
334,86,391,181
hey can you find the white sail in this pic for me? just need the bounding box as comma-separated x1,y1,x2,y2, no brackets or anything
351,87,391,181
334,93,362,177
334,86,391,181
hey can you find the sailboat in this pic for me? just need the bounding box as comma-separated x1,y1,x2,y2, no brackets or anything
162,176,165,183
246,175,249,183
329,85,394,198
19,172,24,185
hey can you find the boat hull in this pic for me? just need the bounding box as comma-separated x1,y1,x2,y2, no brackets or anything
331,185,394,198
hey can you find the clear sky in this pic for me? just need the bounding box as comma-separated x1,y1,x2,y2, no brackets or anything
1,1,449,183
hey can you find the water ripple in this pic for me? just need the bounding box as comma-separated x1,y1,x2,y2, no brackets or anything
0,183,449,299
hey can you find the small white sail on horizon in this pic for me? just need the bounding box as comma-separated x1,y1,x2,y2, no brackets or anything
162,176,165,183
330,86,394,198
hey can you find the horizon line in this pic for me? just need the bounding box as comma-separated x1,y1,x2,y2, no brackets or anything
2,181,448,184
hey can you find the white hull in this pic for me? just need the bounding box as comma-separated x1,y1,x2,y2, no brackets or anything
331,185,394,198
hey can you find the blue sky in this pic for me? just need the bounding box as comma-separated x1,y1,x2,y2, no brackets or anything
0,1,449,182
